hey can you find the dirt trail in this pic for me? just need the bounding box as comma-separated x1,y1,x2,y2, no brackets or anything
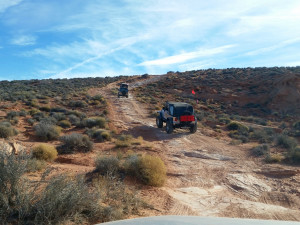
91,77,300,221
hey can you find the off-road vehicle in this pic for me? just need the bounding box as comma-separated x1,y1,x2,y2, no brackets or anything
156,101,197,134
118,83,128,98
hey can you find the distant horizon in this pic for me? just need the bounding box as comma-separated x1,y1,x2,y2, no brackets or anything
1,65,299,82
1,0,300,81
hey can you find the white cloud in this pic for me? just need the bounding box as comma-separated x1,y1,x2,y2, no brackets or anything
0,0,22,13
11,35,36,46
53,35,144,77
245,38,300,56
139,45,235,66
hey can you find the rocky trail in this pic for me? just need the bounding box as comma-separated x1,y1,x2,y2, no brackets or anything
93,77,300,221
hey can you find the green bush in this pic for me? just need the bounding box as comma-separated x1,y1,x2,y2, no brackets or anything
293,121,300,130
101,131,112,141
34,122,61,141
80,117,106,128
51,112,66,121
27,158,47,172
39,105,51,112
32,144,58,162
69,100,87,108
58,133,93,154
32,111,46,121
86,128,111,142
125,154,166,187
287,147,300,164
95,156,120,175
27,118,35,125
68,114,80,125
0,122,18,138
250,144,269,157
6,111,19,120
40,117,57,125
227,121,249,135
227,122,249,143
250,128,275,143
276,135,298,150
58,120,71,128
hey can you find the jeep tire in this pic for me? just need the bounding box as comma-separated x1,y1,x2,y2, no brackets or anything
166,119,173,134
156,116,163,128
190,122,197,133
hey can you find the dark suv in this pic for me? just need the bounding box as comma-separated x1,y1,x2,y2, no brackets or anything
118,83,128,98
156,101,197,134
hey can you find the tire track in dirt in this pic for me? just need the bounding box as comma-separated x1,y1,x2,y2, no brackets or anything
91,77,300,221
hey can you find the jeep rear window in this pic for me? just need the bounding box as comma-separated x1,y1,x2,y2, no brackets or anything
173,105,193,116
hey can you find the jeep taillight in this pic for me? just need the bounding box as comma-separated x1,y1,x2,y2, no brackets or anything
180,115,195,122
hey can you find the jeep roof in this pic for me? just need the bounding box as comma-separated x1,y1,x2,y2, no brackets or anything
120,83,128,88
166,101,192,108
166,102,194,116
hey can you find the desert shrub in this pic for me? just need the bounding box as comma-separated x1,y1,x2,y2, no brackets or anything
131,136,143,145
96,175,147,222
32,111,46,121
6,110,19,119
125,154,166,187
92,94,104,101
27,118,35,125
27,158,47,172
265,153,284,163
32,144,58,162
228,131,249,143
293,121,300,130
50,107,67,113
67,110,86,118
218,117,231,124
0,149,103,224
29,108,40,116
0,122,18,138
58,133,93,154
80,117,106,128
86,128,112,142
34,122,61,141
276,135,298,150
51,112,66,121
227,122,249,134
250,128,275,143
227,122,249,142
290,121,300,137
251,144,269,157
69,100,87,108
39,105,51,112
95,156,120,175
33,175,101,224
115,135,133,148
58,120,71,128
19,109,27,116
287,147,300,164
101,131,112,141
39,116,57,125
68,114,80,125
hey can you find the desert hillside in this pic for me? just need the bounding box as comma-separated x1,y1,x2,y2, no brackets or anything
0,67,300,224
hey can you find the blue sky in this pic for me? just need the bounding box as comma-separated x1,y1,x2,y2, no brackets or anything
0,0,300,80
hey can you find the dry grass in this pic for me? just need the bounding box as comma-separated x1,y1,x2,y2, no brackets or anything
32,144,58,162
